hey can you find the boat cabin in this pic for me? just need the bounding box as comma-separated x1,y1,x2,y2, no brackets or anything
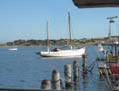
52,48,60,52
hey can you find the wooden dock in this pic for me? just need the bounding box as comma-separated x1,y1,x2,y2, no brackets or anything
0,88,40,91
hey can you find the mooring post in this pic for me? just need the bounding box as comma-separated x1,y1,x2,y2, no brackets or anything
40,80,51,90
64,64,72,90
73,60,80,82
52,70,61,90
82,54,88,74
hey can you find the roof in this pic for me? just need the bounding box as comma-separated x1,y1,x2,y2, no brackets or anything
72,0,119,8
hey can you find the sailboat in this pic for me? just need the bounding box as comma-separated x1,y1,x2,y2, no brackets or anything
8,48,18,51
38,12,85,57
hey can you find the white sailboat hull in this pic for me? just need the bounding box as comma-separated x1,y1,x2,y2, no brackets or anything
8,48,18,51
40,47,85,57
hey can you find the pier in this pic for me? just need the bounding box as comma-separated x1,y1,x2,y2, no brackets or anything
39,55,93,91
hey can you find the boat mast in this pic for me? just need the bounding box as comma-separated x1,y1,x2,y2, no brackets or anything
68,11,72,49
46,21,50,52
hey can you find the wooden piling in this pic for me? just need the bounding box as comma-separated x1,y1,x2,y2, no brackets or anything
82,54,88,74
40,80,51,90
52,70,61,90
73,60,80,82
64,64,72,89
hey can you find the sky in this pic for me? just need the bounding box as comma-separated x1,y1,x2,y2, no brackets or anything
0,0,119,43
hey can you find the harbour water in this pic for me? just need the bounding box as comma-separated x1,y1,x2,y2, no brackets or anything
0,45,111,91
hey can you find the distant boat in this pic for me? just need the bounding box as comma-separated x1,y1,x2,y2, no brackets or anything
8,48,18,51
38,12,85,57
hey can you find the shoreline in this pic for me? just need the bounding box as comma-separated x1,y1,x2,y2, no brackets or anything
0,43,95,48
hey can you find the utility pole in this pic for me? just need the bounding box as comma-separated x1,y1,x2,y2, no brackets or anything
107,16,118,62
107,16,118,40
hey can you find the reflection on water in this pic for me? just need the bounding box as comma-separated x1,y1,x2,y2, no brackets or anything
0,46,111,91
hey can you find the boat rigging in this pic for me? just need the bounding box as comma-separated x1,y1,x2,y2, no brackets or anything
37,12,85,57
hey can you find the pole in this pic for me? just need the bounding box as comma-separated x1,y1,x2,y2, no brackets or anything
73,60,80,82
68,12,72,48
46,21,50,52
52,70,61,90
82,54,88,74
41,80,51,90
108,20,111,41
64,64,72,90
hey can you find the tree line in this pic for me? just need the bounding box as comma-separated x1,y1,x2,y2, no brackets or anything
5,39,96,46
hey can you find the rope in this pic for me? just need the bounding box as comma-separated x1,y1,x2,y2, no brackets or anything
51,79,60,83
88,60,96,72
100,71,112,89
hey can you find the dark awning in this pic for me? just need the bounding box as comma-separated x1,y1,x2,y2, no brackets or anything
72,0,119,8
